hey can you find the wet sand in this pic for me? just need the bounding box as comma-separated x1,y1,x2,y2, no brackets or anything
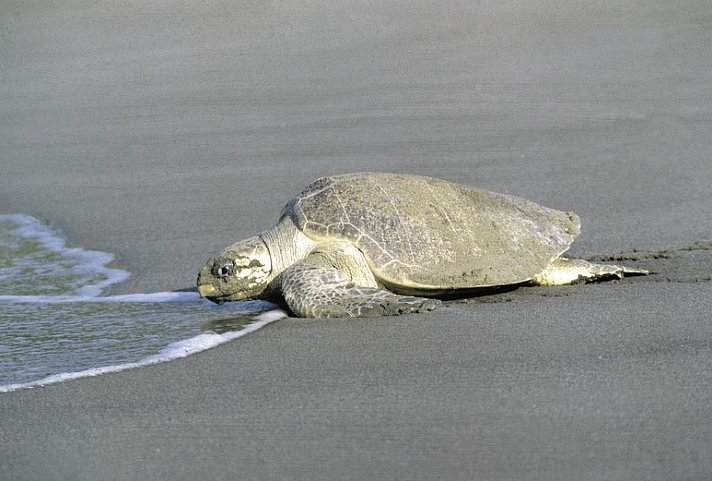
1,1,711,479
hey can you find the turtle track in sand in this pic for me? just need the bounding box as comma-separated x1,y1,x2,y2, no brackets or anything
588,241,712,284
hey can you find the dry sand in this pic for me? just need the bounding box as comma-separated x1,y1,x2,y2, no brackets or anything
1,1,711,479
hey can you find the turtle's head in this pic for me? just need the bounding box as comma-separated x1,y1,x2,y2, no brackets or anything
197,236,273,304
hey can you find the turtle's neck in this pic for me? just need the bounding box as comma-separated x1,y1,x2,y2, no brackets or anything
259,215,316,281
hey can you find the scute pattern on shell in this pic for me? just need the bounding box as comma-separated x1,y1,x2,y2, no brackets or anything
284,173,580,290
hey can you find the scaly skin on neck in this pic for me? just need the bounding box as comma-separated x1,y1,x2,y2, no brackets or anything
258,215,316,293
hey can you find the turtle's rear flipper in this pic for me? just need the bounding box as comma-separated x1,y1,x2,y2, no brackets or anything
281,256,441,318
532,257,649,286
619,265,650,276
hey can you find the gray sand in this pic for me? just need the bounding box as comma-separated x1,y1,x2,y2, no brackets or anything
1,1,711,479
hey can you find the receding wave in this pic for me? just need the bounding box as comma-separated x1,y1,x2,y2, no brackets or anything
0,214,287,392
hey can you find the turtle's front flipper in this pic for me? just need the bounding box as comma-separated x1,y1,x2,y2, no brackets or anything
281,253,441,318
532,257,649,286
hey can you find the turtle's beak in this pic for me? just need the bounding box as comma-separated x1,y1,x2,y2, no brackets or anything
198,283,216,297
198,283,225,305
197,263,218,300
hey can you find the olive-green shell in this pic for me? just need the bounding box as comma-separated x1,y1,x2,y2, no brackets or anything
284,173,580,291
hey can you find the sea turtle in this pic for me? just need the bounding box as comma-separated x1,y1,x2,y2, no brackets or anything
197,173,647,318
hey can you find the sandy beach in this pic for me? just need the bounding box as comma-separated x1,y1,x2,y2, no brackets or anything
1,1,711,479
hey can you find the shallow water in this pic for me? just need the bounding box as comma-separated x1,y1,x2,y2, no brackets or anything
0,214,286,391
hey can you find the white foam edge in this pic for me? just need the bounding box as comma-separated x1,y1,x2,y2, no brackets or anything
0,308,288,393
1,213,131,296
0,292,281,312
0,290,201,304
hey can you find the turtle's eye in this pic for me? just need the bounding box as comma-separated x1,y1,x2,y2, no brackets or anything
216,263,233,278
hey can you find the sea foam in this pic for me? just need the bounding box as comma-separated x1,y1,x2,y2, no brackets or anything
0,213,130,297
